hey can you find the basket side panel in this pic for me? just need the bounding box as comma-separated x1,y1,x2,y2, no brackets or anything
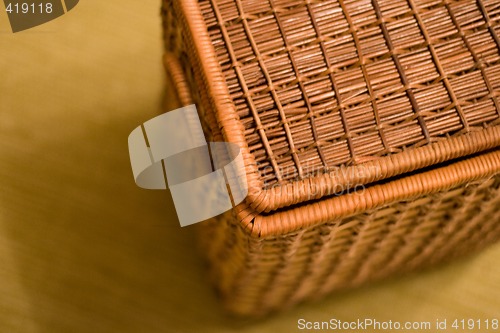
200,173,500,316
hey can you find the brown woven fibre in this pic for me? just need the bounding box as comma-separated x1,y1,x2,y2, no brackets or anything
201,168,500,315
165,0,500,215
162,0,500,315
201,0,499,184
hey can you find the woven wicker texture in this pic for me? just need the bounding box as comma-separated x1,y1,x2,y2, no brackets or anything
164,0,500,215
201,169,500,315
197,0,500,188
162,0,500,316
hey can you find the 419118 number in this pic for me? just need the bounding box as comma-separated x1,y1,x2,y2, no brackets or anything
6,2,53,14
452,319,499,330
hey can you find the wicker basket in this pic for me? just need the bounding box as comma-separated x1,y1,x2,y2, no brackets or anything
161,0,500,316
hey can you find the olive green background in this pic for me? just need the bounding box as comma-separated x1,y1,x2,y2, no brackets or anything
0,1,499,332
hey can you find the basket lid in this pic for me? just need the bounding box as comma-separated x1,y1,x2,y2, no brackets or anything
167,0,500,235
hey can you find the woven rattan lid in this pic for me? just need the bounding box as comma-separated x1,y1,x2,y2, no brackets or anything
165,0,500,230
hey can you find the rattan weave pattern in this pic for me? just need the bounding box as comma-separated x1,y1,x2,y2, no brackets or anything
200,170,500,315
164,0,500,215
162,0,500,316
199,0,500,187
